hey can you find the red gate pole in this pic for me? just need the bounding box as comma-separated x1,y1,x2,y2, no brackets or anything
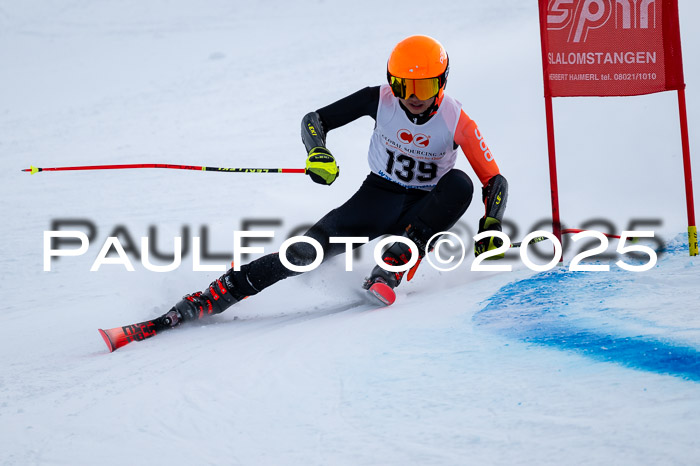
677,88,698,255
544,95,561,248
543,95,563,246
538,1,563,251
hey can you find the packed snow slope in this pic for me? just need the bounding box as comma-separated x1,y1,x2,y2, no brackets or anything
1,1,700,465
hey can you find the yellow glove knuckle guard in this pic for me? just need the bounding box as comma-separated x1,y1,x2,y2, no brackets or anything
305,149,338,185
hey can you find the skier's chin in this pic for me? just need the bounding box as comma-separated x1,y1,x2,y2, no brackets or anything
401,97,433,115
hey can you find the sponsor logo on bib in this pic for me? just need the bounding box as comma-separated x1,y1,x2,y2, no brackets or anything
397,129,430,148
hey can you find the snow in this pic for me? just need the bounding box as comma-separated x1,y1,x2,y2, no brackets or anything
1,1,700,465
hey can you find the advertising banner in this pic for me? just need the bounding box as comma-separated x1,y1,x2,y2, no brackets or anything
540,0,685,96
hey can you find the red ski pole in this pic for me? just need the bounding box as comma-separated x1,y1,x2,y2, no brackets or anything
22,164,306,175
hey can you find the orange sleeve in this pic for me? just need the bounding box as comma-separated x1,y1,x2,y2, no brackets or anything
454,109,500,186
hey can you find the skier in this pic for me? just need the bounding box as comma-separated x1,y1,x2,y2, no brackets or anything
116,35,508,337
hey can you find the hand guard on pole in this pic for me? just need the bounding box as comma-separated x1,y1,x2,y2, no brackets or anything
305,147,339,185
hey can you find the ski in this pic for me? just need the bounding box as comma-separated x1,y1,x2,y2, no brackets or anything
98,313,175,352
100,289,395,352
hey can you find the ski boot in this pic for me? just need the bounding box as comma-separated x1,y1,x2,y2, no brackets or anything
363,222,434,306
159,270,252,328
363,241,413,305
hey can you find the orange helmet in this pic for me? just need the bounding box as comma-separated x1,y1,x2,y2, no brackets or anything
387,35,449,104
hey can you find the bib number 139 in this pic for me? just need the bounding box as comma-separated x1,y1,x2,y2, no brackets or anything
386,149,437,183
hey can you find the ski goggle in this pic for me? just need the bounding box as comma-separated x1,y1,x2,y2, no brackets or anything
388,75,443,100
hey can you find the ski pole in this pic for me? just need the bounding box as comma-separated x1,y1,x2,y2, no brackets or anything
21,164,306,175
510,228,627,248
558,228,625,239
511,236,548,248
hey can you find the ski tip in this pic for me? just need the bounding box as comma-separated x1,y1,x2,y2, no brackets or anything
98,328,116,353
367,282,396,306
